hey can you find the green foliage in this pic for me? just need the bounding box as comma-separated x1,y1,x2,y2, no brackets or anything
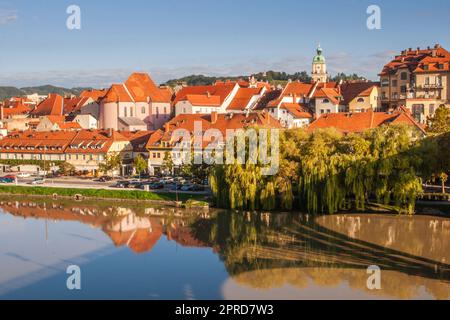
428,105,450,134
0,185,204,202
210,125,438,215
161,151,174,175
164,70,313,87
133,154,148,177
330,73,367,82
98,153,122,176
58,162,76,176
0,85,91,100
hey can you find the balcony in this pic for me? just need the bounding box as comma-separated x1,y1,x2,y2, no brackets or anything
417,84,444,90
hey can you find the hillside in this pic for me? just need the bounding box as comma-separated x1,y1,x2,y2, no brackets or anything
163,71,313,87
0,85,92,100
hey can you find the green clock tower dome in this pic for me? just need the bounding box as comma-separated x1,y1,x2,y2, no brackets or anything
313,45,326,64
311,44,328,83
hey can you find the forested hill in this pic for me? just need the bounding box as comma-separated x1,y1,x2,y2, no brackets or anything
0,85,92,100
163,71,367,87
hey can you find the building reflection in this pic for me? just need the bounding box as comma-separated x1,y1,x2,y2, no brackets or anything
1,197,450,299
0,199,208,254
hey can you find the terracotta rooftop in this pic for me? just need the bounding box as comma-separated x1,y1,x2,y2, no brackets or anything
31,94,64,117
308,109,426,134
228,87,264,111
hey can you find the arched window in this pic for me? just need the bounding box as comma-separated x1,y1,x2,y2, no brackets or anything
357,98,365,103
323,99,330,104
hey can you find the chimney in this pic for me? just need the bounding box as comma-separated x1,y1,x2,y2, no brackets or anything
435,44,441,49
211,111,218,124
108,128,113,138
206,91,211,98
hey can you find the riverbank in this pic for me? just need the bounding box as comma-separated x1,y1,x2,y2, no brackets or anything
0,185,209,206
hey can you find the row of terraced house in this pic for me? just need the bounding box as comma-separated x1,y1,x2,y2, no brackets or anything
0,45,447,175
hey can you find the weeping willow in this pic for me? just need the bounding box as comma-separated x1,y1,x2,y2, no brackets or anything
211,124,429,215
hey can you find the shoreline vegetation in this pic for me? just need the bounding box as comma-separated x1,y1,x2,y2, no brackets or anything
0,185,208,207
210,126,450,215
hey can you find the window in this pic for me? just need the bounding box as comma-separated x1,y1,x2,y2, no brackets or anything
400,72,408,81
429,104,435,115
423,65,429,71
357,98,364,103
142,106,146,114
381,79,389,87
323,99,330,104
412,104,424,121
425,77,430,85
124,107,128,117
392,80,398,87
130,108,133,117
400,85,407,94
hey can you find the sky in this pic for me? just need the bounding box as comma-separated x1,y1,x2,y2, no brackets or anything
0,0,449,88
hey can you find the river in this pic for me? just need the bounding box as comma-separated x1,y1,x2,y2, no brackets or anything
0,196,449,300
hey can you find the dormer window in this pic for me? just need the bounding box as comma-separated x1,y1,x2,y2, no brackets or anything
423,65,429,70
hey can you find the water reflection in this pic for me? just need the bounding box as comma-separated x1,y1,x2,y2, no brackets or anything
0,197,450,300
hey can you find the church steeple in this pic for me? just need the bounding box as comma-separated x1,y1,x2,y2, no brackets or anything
312,44,328,83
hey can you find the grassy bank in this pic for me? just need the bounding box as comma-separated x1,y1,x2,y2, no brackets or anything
0,185,207,203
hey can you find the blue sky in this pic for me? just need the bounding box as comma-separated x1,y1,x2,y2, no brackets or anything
0,0,449,88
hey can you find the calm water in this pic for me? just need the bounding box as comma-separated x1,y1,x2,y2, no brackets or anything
0,196,449,300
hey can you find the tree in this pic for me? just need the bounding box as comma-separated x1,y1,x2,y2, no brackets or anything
428,105,450,134
99,153,122,177
58,162,76,176
133,154,148,180
440,172,448,194
162,151,174,176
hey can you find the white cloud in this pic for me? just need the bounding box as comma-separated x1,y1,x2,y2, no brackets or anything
0,8,17,25
0,50,394,88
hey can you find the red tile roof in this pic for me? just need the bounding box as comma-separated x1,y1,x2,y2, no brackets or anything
183,94,221,106
0,102,32,119
228,87,264,111
80,89,108,101
339,82,379,105
379,44,450,76
124,73,172,103
103,84,134,103
63,97,91,114
173,82,237,107
101,73,173,104
313,88,342,105
280,103,313,119
31,94,64,117
0,130,129,154
146,112,281,149
308,109,425,134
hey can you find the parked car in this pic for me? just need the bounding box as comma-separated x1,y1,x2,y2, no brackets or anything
180,184,194,192
112,181,130,188
149,182,164,190
0,177,15,184
98,176,113,182
30,178,45,185
17,172,31,178
3,175,16,180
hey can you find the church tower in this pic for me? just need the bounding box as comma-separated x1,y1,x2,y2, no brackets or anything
311,45,328,83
